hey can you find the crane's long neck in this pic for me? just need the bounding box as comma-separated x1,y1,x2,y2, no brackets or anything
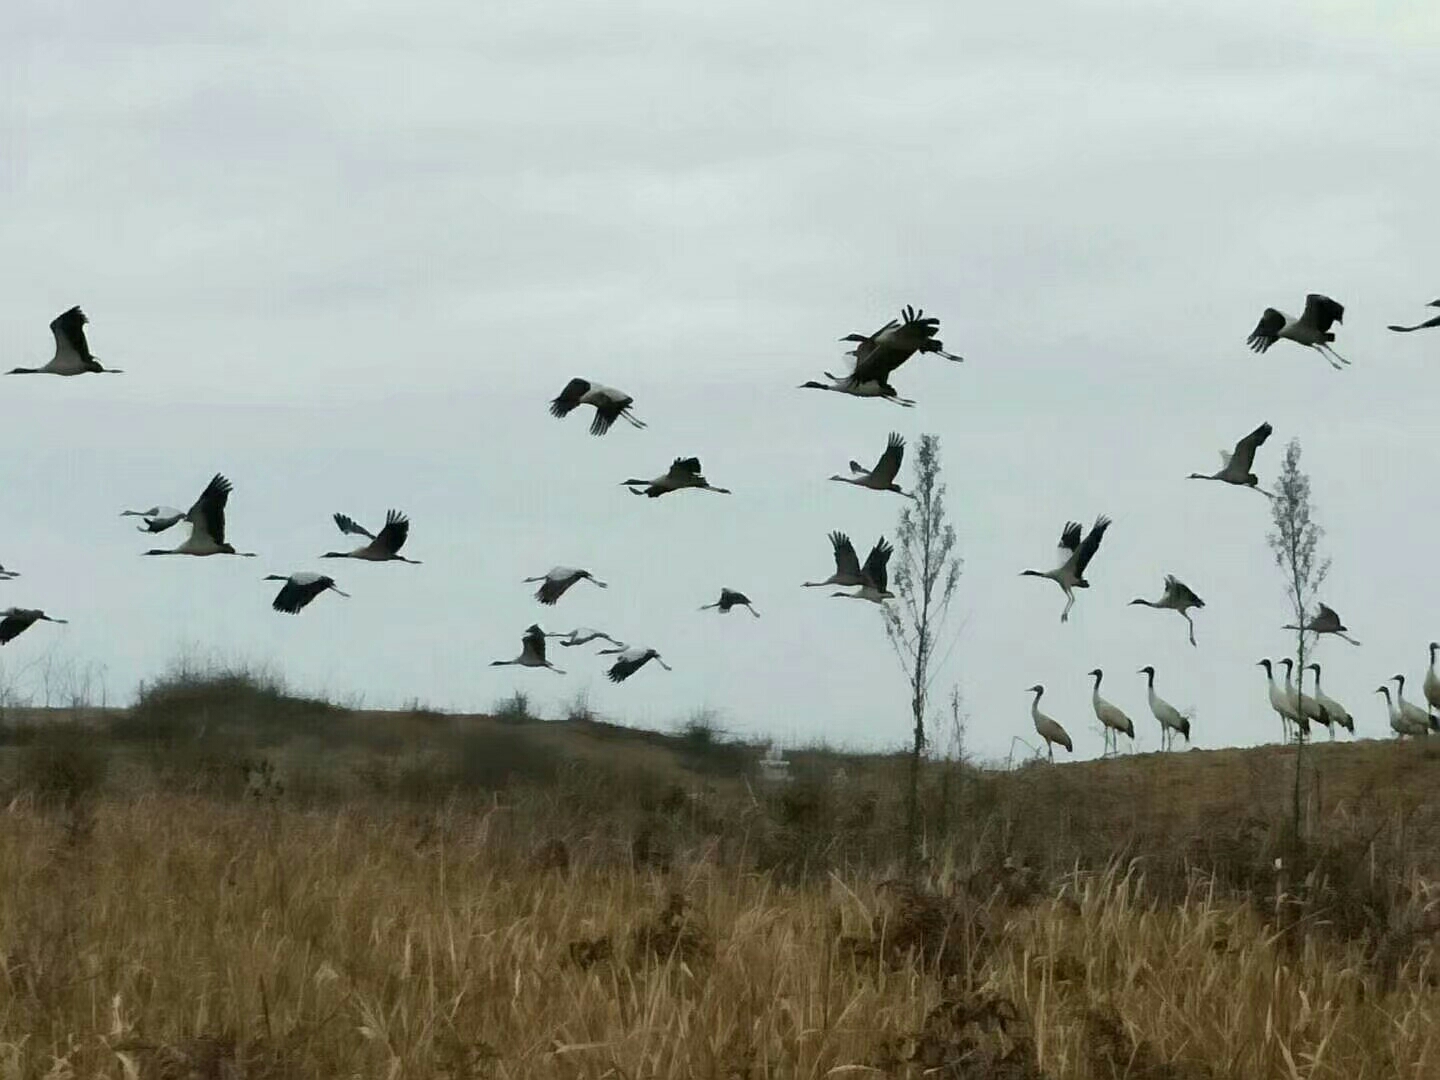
1030,688,1044,718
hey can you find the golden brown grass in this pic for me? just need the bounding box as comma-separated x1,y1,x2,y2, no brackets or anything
2,795,1438,1079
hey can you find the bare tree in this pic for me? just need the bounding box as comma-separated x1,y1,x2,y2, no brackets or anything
1267,437,1329,831
881,434,962,869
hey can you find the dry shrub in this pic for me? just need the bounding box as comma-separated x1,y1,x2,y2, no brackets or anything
842,878,998,985
1081,1006,1212,1080
532,837,570,874
16,723,107,809
873,992,1048,1078
568,934,613,970
629,889,713,969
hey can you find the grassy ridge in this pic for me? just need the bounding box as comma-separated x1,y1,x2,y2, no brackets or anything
0,668,1438,1076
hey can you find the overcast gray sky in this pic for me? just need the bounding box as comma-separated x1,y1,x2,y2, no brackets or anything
3,2,1438,761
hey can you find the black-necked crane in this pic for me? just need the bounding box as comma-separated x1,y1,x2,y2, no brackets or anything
1020,516,1111,623
1281,659,1329,736
1258,659,1304,741
1387,299,1440,333
840,305,963,384
7,307,122,376
1186,422,1274,494
602,645,671,684
1138,666,1191,750
120,505,187,533
798,367,915,407
832,538,894,604
323,511,420,563
491,625,565,674
803,532,868,589
1425,642,1440,721
830,433,912,496
700,588,760,617
263,572,349,614
622,457,731,498
1284,603,1360,646
1088,669,1134,756
1377,685,1428,738
1129,575,1204,647
1026,685,1072,762
548,628,625,649
1246,294,1349,369
0,608,67,645
524,566,607,605
549,378,646,436
1306,663,1353,737
1390,675,1435,734
141,474,256,558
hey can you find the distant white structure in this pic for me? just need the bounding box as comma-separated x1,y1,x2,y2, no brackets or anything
758,743,791,784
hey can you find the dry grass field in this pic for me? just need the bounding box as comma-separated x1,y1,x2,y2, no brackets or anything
1,668,1439,1078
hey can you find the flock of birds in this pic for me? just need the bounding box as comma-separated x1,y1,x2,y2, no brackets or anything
4,295,1440,746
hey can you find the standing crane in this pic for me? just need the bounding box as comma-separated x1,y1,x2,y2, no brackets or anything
1026,685,1072,762
1246,293,1350,369
1258,659,1304,741
830,433,912,496
1088,669,1134,756
548,378,647,435
700,588,760,617
1138,666,1191,750
1281,659,1330,737
1284,603,1360,645
141,474,256,558
1376,686,1428,738
523,567,608,605
1020,516,1112,622
1186,422,1274,494
1390,675,1435,733
1129,575,1205,646
490,625,565,674
1305,663,1353,737
263,573,349,614
0,608,67,644
7,307,123,375
622,457,731,498
1424,642,1440,722
1387,299,1440,333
